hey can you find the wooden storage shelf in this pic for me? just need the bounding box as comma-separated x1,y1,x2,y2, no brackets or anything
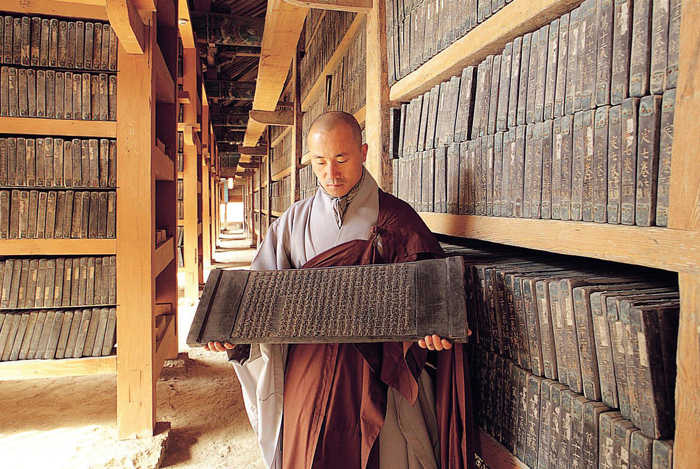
0,239,116,256
301,13,367,111
419,213,700,275
478,429,528,469
153,145,175,181
154,43,175,104
0,355,117,381
153,314,176,384
271,127,292,148
154,238,174,278
271,210,283,217
0,117,117,138
272,166,292,181
389,0,582,103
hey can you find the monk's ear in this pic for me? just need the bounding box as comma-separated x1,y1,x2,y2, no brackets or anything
361,143,368,162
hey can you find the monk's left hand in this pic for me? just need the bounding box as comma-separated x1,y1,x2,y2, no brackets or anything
418,334,453,351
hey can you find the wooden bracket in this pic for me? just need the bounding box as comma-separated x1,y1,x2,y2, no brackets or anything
106,0,146,54
282,0,372,12
249,109,294,126
238,162,261,170
238,145,267,156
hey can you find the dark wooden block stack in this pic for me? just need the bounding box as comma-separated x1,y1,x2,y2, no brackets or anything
390,0,681,228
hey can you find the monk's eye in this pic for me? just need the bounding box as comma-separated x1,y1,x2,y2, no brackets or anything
337,159,347,164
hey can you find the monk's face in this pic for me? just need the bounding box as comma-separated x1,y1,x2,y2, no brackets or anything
309,124,367,198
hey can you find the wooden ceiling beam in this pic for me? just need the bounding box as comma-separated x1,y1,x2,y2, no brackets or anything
178,0,196,49
249,109,293,126
282,0,371,13
238,144,267,156
105,0,146,54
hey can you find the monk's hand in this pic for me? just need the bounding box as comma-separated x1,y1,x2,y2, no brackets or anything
418,334,453,351
204,341,235,352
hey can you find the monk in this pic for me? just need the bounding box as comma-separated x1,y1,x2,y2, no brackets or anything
206,112,475,469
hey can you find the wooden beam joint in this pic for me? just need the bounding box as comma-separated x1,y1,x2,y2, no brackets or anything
106,0,146,54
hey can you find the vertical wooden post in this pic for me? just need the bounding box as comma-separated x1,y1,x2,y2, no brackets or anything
291,43,302,204
364,0,391,190
266,129,272,230
668,2,700,465
116,15,156,439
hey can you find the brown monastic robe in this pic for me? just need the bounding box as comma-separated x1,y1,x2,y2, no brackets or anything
282,190,477,469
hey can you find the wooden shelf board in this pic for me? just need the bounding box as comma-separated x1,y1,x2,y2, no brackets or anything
271,126,292,148
0,239,116,256
477,428,528,469
301,14,366,111
301,151,312,166
0,117,116,138
419,213,700,275
389,0,583,103
154,43,175,104
153,315,176,385
272,166,292,181
2,0,109,21
178,91,191,104
271,210,284,217
154,237,175,278
153,145,175,181
0,355,116,381
354,105,366,125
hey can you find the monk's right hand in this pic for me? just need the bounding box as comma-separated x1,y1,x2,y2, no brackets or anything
204,341,235,352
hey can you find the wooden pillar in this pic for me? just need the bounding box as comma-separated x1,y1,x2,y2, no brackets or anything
116,15,156,439
201,158,212,269
266,128,272,229
364,0,391,190
291,43,303,203
668,1,700,465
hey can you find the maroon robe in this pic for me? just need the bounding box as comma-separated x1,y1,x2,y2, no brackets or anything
282,190,477,469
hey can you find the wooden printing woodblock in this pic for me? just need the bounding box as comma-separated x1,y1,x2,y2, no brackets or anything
82,307,101,357
503,361,517,452
50,138,60,188
0,66,9,116
417,91,430,153
0,312,15,360
74,21,85,69
635,95,661,226
508,37,522,129
583,402,611,468
57,20,67,68
97,191,108,238
27,68,36,117
421,150,433,212
48,18,59,67
73,308,91,357
591,289,622,408
526,29,539,124
457,142,469,214
569,395,587,469
70,191,81,238
493,354,505,442
534,24,549,122
549,383,566,466
0,191,8,238
483,267,502,353
535,278,558,380
629,430,653,468
652,440,673,469
3,17,12,64
25,259,38,308
18,68,28,117
574,285,609,401
606,106,622,223
570,112,585,220
71,139,81,186
438,145,449,213
101,307,116,355
108,256,116,303
655,89,674,226
9,190,20,239
20,17,30,64
87,139,99,187
596,0,614,107
499,130,511,216
37,18,49,67
493,132,503,217
18,190,29,239
30,17,41,66
656,308,679,423
100,24,110,70
665,0,680,89
0,259,13,308
35,138,46,187
81,139,90,186
544,19,559,121
88,191,99,238
66,22,75,69
25,138,36,186
486,135,495,215
18,311,39,359
8,67,18,117
0,17,3,62
565,8,580,115
16,258,30,308
513,125,526,217
488,54,501,136
581,110,595,221
36,191,47,238
611,0,633,104
599,411,624,469
386,0,396,84
482,350,495,434
8,313,30,361
5,138,15,186
446,142,459,214
523,124,535,218
69,256,81,306
512,271,533,369
84,23,94,69
80,191,90,238
39,258,52,308
480,56,493,137
583,0,598,110
0,139,6,186
14,138,25,187
90,74,99,120
606,293,634,419
54,191,65,239
52,258,65,307
72,73,81,119
620,97,639,225
497,267,520,362
537,378,553,469
515,368,530,460
81,73,90,120
54,71,64,119
43,310,64,359
12,18,21,64
45,70,55,118
532,122,545,218
541,120,553,218
629,0,652,97
557,277,583,392
593,106,610,223
524,374,542,468
63,309,82,358
458,66,476,142
26,191,39,238
522,274,546,375
474,138,485,215
54,310,73,359
91,308,109,356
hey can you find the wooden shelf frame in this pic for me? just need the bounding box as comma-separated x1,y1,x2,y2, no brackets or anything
154,237,175,278
1,117,117,138
153,144,175,181
0,355,117,381
300,13,367,111
0,239,116,256
154,42,175,104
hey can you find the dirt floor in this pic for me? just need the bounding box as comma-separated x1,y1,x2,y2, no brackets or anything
0,228,266,469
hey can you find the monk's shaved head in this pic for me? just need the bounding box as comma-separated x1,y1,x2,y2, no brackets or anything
308,111,363,148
